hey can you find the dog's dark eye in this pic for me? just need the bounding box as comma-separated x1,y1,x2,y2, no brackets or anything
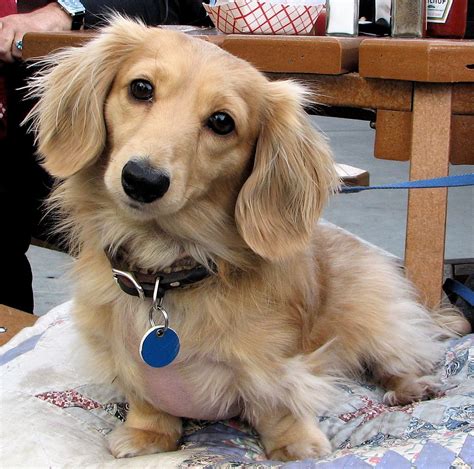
206,112,235,135
130,79,154,101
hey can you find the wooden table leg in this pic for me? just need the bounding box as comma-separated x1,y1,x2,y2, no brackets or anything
405,83,452,308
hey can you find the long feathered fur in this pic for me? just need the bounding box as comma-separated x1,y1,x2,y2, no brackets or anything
27,18,470,461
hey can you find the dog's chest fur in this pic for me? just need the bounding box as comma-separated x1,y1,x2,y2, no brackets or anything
116,283,303,421
140,361,241,420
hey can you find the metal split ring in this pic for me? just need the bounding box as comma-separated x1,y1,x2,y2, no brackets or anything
148,304,169,335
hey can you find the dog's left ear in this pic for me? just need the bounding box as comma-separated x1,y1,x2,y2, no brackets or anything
26,17,148,178
235,80,339,260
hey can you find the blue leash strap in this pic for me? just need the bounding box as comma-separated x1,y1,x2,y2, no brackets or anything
443,278,474,307
341,173,474,194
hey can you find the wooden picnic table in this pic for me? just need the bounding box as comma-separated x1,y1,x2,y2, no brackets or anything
22,31,474,308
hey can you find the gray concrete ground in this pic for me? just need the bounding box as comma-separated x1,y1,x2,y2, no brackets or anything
27,117,474,316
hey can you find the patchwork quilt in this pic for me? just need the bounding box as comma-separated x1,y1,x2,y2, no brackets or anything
1,302,473,468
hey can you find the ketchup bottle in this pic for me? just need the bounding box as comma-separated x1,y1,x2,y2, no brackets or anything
427,0,468,38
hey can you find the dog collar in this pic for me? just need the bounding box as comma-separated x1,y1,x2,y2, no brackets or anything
105,249,214,369
106,250,213,299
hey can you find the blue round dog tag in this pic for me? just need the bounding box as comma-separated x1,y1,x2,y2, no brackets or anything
139,326,180,368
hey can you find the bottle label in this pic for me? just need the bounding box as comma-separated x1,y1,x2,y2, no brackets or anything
427,0,453,23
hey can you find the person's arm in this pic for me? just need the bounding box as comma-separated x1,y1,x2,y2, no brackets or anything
0,3,71,62
0,0,213,62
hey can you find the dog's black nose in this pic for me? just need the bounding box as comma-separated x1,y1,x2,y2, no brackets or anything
121,159,170,204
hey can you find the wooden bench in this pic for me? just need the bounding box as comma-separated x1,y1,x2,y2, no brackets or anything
0,304,38,347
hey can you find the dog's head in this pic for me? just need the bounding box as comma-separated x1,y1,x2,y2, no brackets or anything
29,18,338,262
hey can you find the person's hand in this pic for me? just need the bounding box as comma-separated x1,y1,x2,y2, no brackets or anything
0,3,72,63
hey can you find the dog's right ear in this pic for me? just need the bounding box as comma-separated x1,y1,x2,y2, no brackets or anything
27,17,147,178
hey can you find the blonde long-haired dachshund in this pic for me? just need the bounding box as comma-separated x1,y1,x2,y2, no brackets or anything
28,17,469,461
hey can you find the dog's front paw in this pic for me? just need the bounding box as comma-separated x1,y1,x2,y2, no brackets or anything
269,434,332,462
263,421,332,462
108,424,179,458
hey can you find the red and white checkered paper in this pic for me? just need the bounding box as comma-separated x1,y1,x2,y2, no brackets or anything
204,1,325,35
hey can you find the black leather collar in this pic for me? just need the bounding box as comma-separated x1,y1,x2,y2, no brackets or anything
106,249,214,299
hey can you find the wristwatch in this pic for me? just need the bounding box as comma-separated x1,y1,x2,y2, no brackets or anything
56,0,86,30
